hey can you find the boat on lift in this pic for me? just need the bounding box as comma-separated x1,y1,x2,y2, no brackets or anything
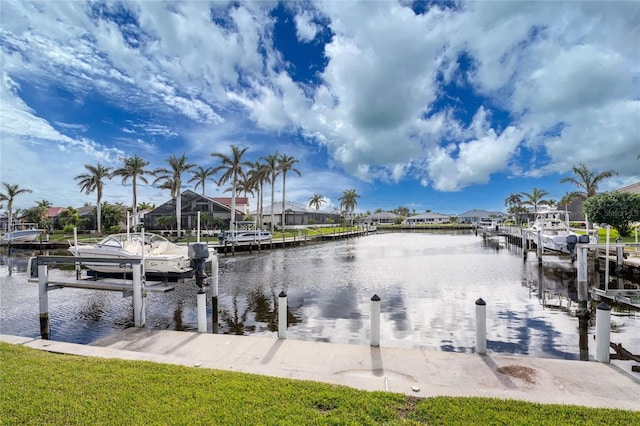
68,232,216,275
528,210,582,258
1,223,43,244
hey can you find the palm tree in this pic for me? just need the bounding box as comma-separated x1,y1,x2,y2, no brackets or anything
262,152,280,231
75,163,112,235
224,175,255,198
339,189,360,225
308,193,326,210
153,154,195,236
112,155,151,227
559,163,619,202
35,199,52,229
0,183,33,231
188,166,216,196
278,154,301,229
137,201,155,211
212,145,250,232
504,193,522,224
247,161,270,230
520,187,550,215
156,177,179,198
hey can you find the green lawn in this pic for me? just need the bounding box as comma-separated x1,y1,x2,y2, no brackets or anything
1,343,637,425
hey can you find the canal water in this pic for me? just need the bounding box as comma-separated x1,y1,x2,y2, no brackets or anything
1,231,638,361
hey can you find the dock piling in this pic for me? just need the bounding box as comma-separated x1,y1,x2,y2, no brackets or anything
370,294,381,347
475,298,486,355
615,237,624,272
38,263,49,339
197,289,207,332
132,263,145,328
278,291,287,339
595,303,611,363
211,255,219,334
537,230,543,266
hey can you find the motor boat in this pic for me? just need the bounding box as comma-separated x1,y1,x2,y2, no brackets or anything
527,210,581,257
68,232,216,275
1,224,43,243
220,230,272,243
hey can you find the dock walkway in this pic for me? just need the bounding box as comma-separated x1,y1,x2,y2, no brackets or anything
2,329,639,411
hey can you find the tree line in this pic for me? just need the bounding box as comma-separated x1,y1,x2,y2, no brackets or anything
503,163,640,236
1,145,364,235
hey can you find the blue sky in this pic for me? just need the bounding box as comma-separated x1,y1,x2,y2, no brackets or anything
1,1,639,216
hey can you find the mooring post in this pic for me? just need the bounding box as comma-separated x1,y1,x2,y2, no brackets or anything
132,263,145,328
211,254,219,334
604,225,611,290
537,229,543,266
475,298,487,355
577,246,589,303
278,291,287,339
521,229,527,261
595,302,611,363
73,227,80,280
615,237,623,272
577,243,590,361
370,294,381,347
197,288,207,332
38,262,50,339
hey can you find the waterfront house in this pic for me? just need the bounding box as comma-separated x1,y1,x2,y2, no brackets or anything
143,190,245,232
258,201,341,228
361,211,401,225
404,212,451,225
457,209,507,225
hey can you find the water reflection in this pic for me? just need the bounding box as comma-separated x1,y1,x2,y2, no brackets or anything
1,232,638,361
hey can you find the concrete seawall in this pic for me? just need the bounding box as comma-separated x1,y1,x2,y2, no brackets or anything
2,329,639,411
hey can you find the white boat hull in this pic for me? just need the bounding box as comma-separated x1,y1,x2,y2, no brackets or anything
1,229,43,243
69,233,216,275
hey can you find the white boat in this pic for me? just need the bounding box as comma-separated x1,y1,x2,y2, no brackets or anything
478,218,500,232
528,210,579,256
1,225,43,243
68,232,216,275
221,230,272,243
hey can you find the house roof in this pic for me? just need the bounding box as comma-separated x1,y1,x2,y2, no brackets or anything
365,212,400,220
457,209,491,218
407,212,450,220
209,197,249,207
46,207,67,217
77,205,94,216
149,190,245,216
258,201,324,215
457,209,506,218
615,182,640,194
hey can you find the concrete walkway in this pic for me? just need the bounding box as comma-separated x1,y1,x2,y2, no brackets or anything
2,329,639,411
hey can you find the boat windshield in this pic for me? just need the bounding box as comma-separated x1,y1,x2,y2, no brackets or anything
97,233,167,247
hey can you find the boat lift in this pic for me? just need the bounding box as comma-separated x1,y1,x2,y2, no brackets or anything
30,255,175,339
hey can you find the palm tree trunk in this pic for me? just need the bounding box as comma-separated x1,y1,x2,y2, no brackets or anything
132,178,138,228
96,196,102,235
7,203,13,232
176,181,182,236
230,175,237,231
270,176,275,232
258,182,263,230
281,174,286,229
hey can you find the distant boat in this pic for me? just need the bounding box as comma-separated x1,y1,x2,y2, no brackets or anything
68,232,216,275
220,230,272,243
1,225,43,243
